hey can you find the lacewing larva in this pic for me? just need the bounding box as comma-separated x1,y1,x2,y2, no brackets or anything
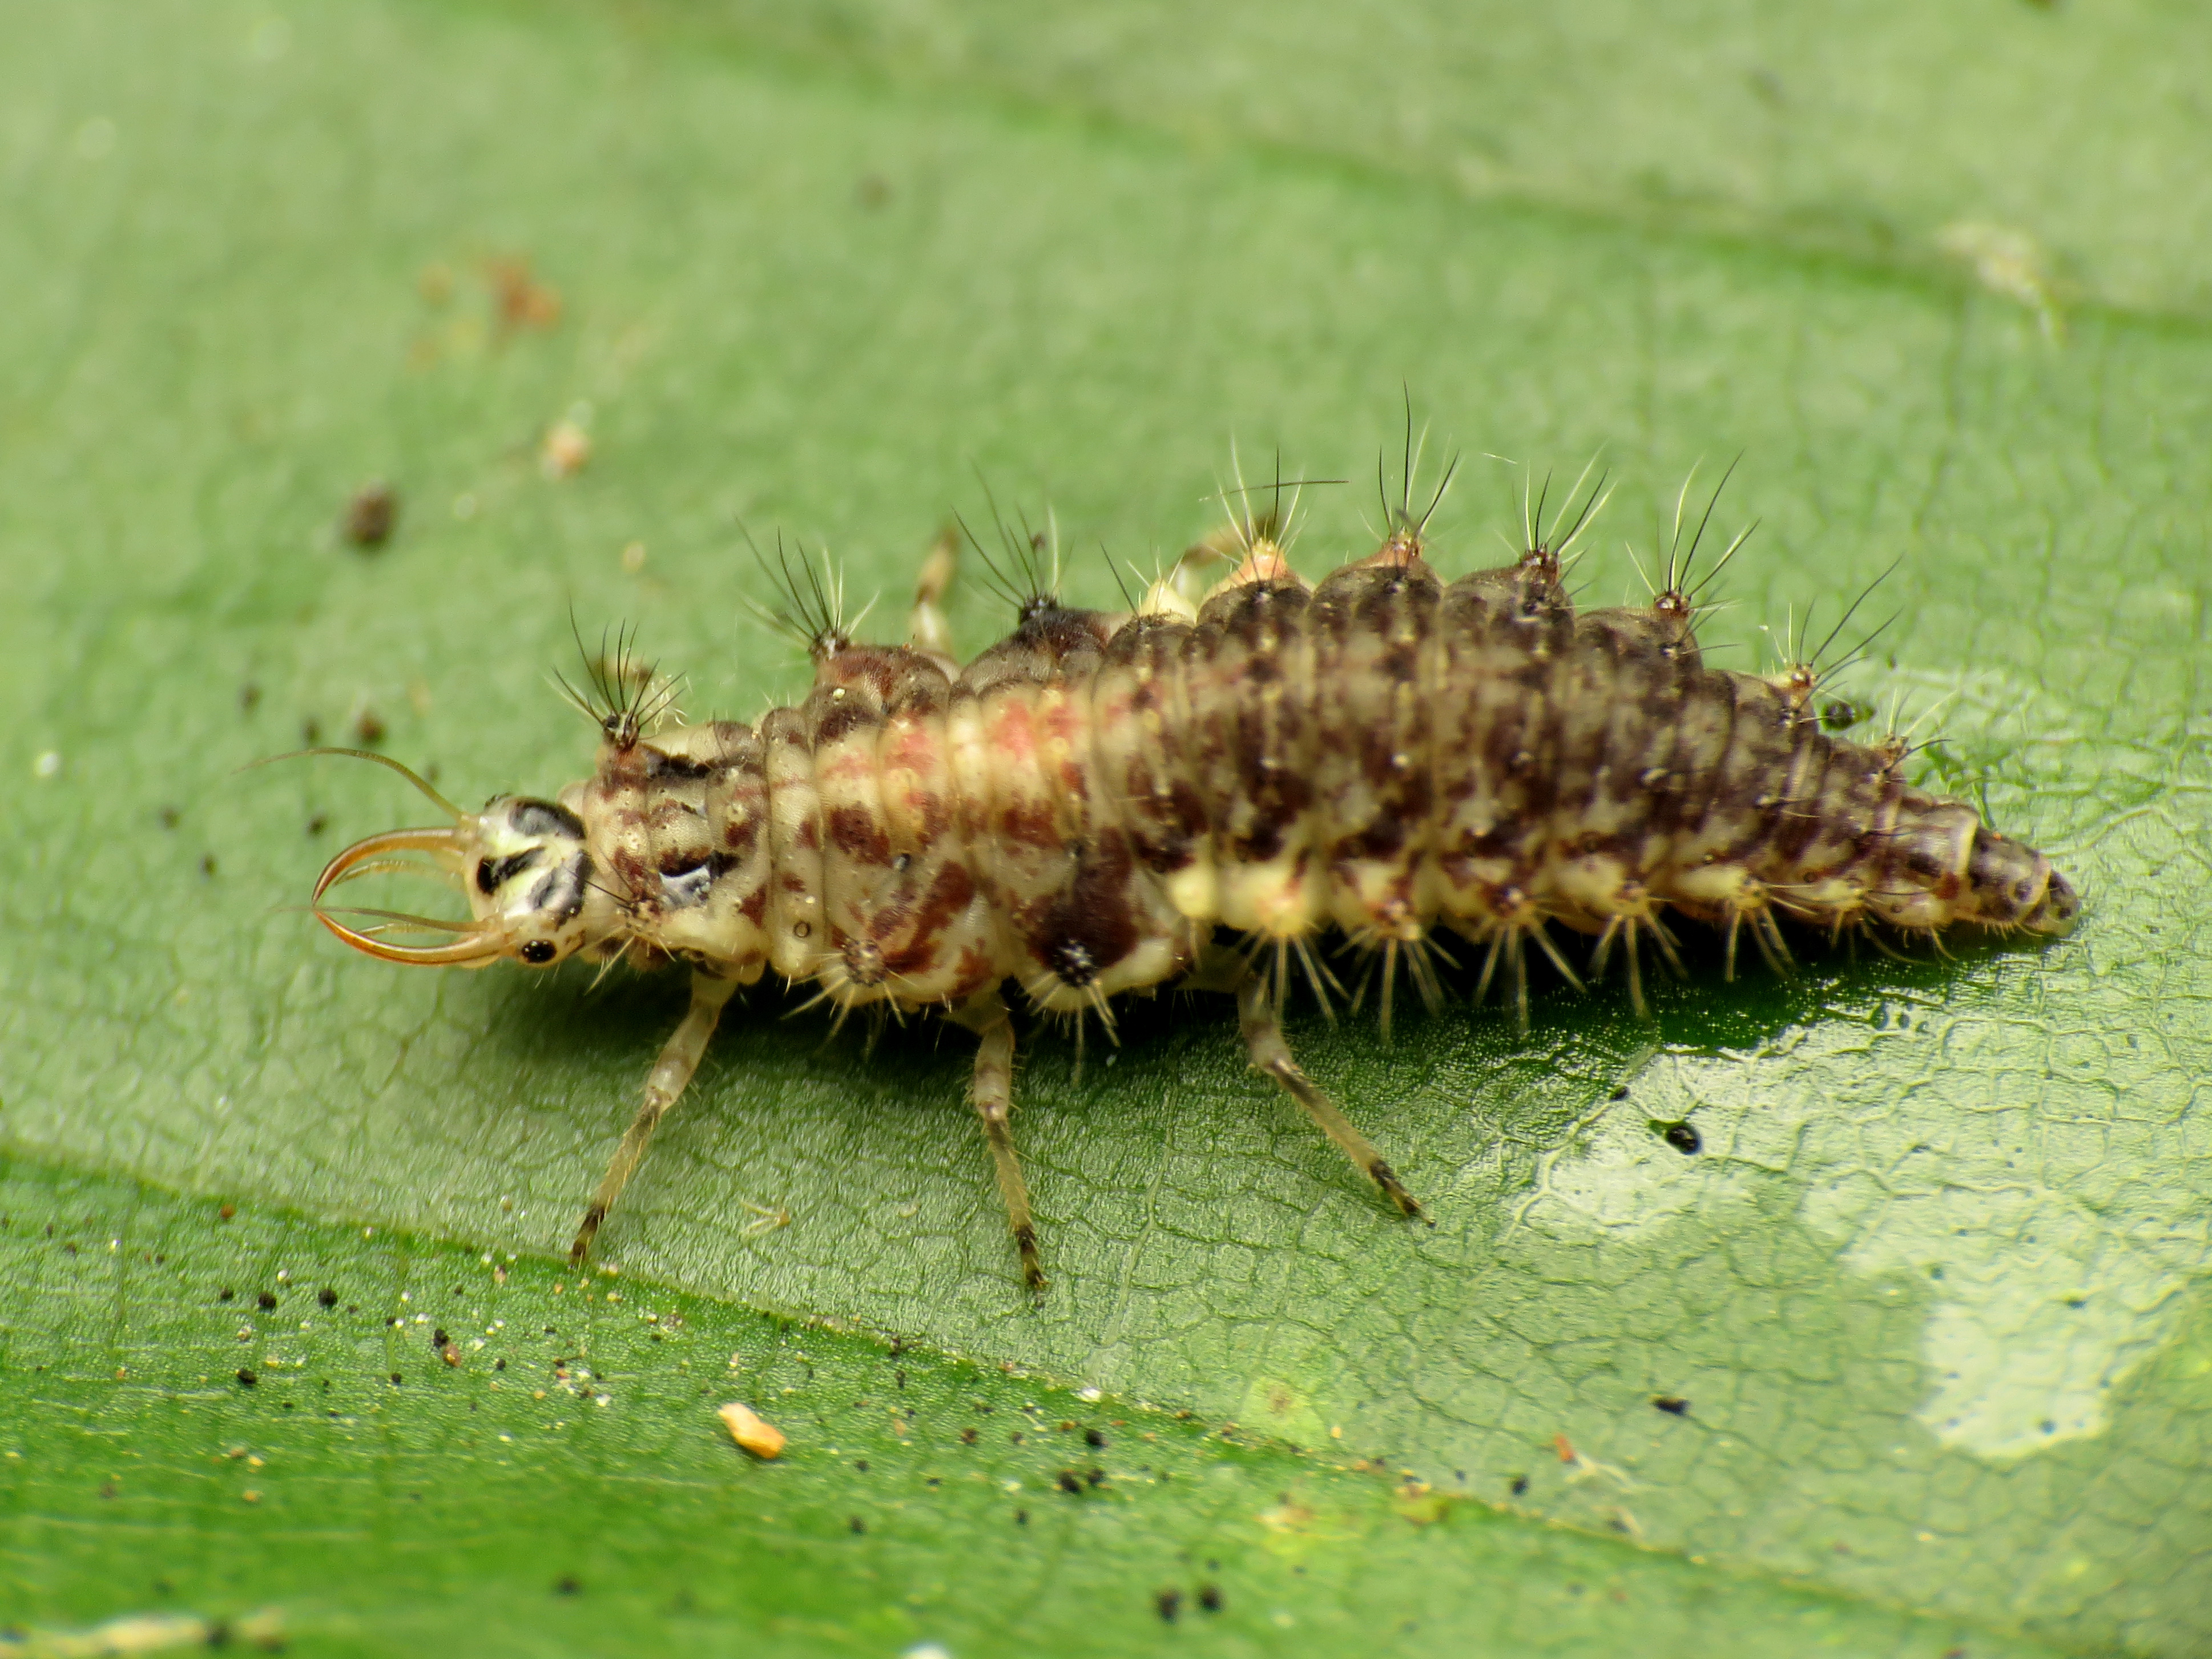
296,440,2077,1295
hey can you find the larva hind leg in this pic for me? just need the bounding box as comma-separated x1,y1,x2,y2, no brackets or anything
1191,945,1425,1221
948,987,1046,1294
569,970,741,1265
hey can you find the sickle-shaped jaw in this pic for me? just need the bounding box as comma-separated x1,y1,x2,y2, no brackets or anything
312,826,507,966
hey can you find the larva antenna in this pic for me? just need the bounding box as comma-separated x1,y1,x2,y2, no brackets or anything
241,747,464,820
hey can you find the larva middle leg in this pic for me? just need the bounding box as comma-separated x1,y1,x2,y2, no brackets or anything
1187,943,1424,1221
950,986,1045,1293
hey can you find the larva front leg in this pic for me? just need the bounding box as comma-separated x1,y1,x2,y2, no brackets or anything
948,986,1045,1295
569,969,742,1264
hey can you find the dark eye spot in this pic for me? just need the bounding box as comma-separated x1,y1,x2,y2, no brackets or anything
519,940,557,965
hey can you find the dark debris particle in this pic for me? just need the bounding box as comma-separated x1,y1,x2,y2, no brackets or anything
1198,1583,1223,1613
960,1427,977,1445
200,853,218,877
390,1372,403,1386
1057,1471,1083,1495
236,1369,258,1387
848,1516,866,1535
1013,1509,1028,1525
1510,1475,1530,1497
307,812,328,836
1659,1120,1702,1155
257,1292,277,1311
343,481,398,549
353,708,386,746
433,1329,449,1347
554,1576,581,1596
1653,1396,1690,1416
318,1287,338,1307
1085,1468,1106,1488
1085,1427,1106,1448
854,1460,868,1473
1155,1588,1182,1623
158,805,181,830
239,683,261,712
218,1288,235,1302
495,1358,506,1371
1609,1084,1630,1100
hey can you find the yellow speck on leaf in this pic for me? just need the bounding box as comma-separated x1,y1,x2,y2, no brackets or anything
719,1401,787,1460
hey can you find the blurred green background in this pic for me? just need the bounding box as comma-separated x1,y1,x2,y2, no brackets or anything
2,1,2207,1654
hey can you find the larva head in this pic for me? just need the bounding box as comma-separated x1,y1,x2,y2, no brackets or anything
313,796,618,969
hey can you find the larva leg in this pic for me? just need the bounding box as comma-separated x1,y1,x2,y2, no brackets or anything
1194,946,1425,1221
949,988,1045,1294
570,970,741,1265
908,526,960,669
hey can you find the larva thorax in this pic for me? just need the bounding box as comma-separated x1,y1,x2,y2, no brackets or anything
308,465,2078,1287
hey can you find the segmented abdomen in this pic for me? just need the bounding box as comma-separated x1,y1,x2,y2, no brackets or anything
574,548,2075,1014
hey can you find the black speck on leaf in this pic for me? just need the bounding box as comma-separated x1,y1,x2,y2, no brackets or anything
236,1368,257,1387
257,1291,277,1310
1653,1396,1690,1416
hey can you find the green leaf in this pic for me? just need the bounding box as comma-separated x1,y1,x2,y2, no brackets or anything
4,1154,2071,1656
3,0,2207,1653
